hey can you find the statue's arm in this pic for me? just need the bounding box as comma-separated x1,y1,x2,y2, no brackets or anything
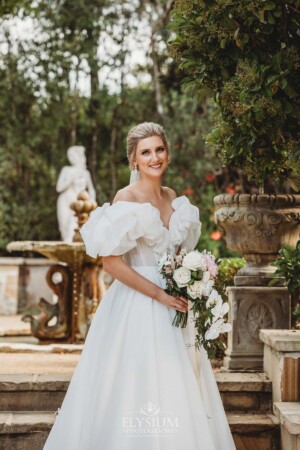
56,167,73,193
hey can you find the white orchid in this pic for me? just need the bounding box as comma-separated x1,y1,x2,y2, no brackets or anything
205,318,232,341
202,279,214,298
202,270,211,283
211,300,229,322
206,289,222,308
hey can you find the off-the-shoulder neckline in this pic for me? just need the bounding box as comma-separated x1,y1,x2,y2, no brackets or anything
114,195,188,231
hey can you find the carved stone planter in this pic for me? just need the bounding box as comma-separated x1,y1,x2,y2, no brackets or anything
214,194,300,282
214,194,300,369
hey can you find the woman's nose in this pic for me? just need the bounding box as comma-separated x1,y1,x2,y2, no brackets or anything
150,152,160,161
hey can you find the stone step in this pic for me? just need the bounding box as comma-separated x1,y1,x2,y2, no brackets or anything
0,374,69,412
0,411,280,450
216,372,273,413
229,413,280,450
0,411,53,450
0,371,273,413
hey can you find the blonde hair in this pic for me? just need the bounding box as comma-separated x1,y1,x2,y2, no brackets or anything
126,122,171,169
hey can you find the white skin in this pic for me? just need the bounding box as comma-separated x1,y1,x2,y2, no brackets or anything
102,135,188,314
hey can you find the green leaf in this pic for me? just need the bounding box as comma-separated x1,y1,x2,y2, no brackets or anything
264,2,276,11
220,38,227,49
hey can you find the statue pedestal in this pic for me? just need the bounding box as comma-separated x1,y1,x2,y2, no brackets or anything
224,285,290,370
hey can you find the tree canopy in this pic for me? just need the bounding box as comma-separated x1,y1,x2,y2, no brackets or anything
0,0,235,257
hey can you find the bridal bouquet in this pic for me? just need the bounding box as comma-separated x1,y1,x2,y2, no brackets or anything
158,248,232,358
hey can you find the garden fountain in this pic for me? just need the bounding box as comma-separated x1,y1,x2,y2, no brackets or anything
7,191,105,344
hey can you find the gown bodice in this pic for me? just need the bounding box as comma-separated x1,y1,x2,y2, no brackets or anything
80,195,202,266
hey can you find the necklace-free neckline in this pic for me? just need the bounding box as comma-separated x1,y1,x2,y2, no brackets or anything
115,196,181,231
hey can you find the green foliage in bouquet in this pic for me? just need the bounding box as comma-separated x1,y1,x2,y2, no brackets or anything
270,240,300,327
170,0,300,188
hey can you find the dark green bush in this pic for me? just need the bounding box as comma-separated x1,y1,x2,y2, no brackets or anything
271,240,300,328
170,0,300,188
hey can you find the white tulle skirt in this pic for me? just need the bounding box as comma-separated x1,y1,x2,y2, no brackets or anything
43,266,236,450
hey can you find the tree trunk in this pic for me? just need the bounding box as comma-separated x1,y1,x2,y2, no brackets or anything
150,32,164,122
86,27,102,201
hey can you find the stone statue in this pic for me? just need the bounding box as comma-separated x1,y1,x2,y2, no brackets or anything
56,146,96,242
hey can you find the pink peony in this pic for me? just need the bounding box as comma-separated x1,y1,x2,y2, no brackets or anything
203,253,218,277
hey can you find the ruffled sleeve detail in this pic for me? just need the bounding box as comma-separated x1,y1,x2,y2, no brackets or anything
80,201,168,258
170,196,201,251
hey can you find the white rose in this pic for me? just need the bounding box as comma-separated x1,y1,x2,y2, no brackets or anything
173,267,191,287
187,280,205,299
182,251,206,271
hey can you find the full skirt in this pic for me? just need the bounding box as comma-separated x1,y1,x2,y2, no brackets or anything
43,266,236,450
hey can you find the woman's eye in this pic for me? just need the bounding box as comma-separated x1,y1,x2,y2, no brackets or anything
158,148,165,152
141,150,149,155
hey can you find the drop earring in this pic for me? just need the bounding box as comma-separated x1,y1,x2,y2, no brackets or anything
129,164,140,185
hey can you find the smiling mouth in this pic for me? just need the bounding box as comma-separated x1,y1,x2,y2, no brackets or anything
149,164,162,169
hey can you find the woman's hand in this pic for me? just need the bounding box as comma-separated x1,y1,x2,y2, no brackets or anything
103,255,188,313
156,290,188,313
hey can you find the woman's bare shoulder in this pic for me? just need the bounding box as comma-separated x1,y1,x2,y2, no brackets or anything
112,187,138,204
162,186,177,201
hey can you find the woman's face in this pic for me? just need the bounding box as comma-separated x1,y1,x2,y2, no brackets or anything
134,135,169,180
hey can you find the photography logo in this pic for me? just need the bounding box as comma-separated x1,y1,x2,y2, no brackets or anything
122,401,179,437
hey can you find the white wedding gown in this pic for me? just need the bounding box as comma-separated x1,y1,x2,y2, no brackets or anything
44,195,236,450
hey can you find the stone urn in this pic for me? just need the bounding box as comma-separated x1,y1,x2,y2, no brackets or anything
213,193,300,369
214,194,300,284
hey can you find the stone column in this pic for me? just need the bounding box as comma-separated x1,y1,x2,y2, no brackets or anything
224,287,290,370
214,194,299,370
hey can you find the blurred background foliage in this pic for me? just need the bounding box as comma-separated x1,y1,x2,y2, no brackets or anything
0,0,245,258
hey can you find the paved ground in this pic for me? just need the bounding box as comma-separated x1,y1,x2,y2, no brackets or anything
0,314,222,375
1,352,80,374
0,314,31,335
0,314,81,373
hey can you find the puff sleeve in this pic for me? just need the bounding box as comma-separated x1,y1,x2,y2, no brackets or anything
170,196,202,251
80,201,164,258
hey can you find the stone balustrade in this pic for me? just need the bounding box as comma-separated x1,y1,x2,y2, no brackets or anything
260,329,300,450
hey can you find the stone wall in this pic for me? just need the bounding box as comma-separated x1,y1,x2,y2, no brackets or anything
0,258,58,315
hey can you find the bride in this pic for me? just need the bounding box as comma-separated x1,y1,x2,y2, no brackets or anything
44,122,236,450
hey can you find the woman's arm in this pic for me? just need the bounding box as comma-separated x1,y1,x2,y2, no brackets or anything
102,256,188,313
